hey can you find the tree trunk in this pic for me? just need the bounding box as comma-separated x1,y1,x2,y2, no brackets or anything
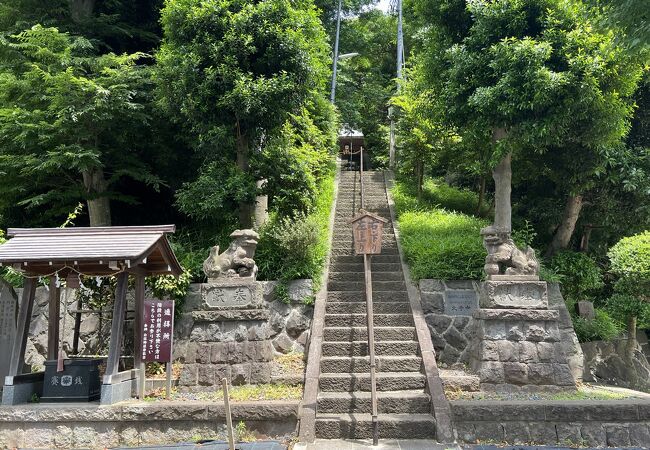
546,194,584,257
626,315,638,361
416,160,424,202
580,224,593,252
236,127,253,228
254,179,268,229
69,0,95,22
476,174,486,217
82,168,111,227
492,152,512,232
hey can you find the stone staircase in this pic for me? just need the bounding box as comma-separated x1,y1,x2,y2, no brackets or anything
314,170,437,439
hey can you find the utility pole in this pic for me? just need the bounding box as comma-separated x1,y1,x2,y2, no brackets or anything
330,0,343,103
389,0,404,169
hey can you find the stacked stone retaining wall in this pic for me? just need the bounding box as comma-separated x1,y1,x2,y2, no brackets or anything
0,401,298,449
452,400,650,447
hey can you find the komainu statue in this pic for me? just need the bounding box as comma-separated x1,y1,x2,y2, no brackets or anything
481,225,539,277
203,229,260,281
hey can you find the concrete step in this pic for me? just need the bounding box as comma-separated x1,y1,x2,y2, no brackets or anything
330,262,402,272
327,280,406,291
319,355,422,373
332,236,397,245
321,340,419,357
324,313,413,327
319,372,426,392
328,271,403,282
315,413,436,439
317,391,431,414
332,255,401,264
327,291,408,302
323,326,416,342
330,247,399,256
326,301,410,314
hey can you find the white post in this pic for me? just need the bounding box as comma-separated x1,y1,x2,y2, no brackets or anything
222,378,235,450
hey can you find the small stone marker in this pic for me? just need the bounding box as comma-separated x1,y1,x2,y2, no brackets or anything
445,290,478,316
0,279,17,386
576,301,595,320
348,209,389,255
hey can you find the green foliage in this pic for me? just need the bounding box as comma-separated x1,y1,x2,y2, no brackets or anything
512,220,537,249
548,251,604,303
0,25,162,225
256,168,335,300
394,180,488,280
393,177,485,217
573,309,622,343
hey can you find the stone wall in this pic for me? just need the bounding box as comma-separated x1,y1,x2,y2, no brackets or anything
0,401,298,449
174,280,313,389
452,399,650,446
419,280,583,383
582,339,650,392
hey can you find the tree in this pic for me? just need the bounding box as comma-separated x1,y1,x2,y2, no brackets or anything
156,0,331,227
588,0,649,54
607,231,650,360
0,26,161,226
415,0,640,251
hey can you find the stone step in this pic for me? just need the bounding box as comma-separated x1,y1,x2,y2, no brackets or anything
332,236,396,244
319,372,426,392
327,280,406,291
328,271,403,282
327,291,408,302
332,255,401,264
319,355,422,373
331,262,402,272
317,391,431,414
330,247,399,256
324,313,413,327
439,369,481,392
321,340,420,357
315,413,436,439
326,301,409,314
323,326,416,342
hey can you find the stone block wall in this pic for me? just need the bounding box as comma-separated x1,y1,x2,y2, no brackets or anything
419,280,478,368
582,339,650,392
174,280,313,389
452,400,650,446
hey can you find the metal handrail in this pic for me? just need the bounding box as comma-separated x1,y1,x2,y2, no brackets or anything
358,147,379,445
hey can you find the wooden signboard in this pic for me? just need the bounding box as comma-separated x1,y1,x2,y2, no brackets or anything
142,299,175,363
348,210,389,255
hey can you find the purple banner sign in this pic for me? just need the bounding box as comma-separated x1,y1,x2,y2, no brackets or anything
142,299,174,363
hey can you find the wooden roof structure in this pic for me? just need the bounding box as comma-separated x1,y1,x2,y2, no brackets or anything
0,225,182,276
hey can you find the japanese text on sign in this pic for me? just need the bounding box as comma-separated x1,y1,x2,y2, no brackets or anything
142,300,174,362
352,216,385,255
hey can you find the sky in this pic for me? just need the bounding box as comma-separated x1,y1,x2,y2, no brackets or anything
375,0,392,13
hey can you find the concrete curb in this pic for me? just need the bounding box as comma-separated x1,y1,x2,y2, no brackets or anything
298,158,342,443
383,170,456,444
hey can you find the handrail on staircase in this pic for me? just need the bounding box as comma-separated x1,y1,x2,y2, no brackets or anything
357,147,379,445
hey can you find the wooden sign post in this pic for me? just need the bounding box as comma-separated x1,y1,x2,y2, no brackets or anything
348,209,388,445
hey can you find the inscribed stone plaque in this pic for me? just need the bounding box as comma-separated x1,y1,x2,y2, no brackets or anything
481,281,548,309
0,280,18,385
205,285,252,308
444,290,478,316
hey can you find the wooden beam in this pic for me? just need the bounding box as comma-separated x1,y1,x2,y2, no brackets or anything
105,272,128,378
47,277,61,361
8,278,36,377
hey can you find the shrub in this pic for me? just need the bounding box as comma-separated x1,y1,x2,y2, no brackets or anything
573,309,622,342
398,210,488,280
547,251,604,303
256,167,335,300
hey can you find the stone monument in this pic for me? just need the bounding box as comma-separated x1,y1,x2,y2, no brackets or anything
0,279,18,391
469,226,576,391
178,230,275,388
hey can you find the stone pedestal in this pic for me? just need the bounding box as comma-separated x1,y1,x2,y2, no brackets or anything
470,281,576,391
178,280,274,389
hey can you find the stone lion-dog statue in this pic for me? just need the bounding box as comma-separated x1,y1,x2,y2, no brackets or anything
203,229,260,281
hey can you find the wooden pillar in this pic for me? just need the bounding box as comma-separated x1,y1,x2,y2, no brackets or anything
47,277,61,361
105,272,128,377
8,278,37,377
133,274,145,398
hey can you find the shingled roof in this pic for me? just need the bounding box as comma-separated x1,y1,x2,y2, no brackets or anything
0,225,182,276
